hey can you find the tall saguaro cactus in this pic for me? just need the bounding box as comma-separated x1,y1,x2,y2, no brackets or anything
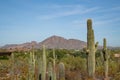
53,49,56,80
29,46,35,80
42,45,47,80
102,38,109,79
87,19,98,78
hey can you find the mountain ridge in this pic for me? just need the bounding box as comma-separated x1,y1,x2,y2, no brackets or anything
1,35,87,51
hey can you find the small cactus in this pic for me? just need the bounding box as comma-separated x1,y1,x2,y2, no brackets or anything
38,58,42,80
48,62,53,80
11,53,14,80
58,62,65,80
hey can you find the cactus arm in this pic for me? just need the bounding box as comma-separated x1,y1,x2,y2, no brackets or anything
95,42,99,52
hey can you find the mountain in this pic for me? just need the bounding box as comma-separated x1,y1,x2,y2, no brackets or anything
1,41,38,51
1,35,87,51
39,35,86,49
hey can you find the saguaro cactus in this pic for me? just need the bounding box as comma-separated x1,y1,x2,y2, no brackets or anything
11,53,14,80
29,49,35,80
48,62,53,80
42,45,47,80
58,62,65,80
102,38,109,79
53,49,56,80
87,19,98,78
28,45,36,80
38,58,42,80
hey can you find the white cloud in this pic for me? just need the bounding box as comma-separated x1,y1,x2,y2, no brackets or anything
39,4,85,9
38,7,99,20
94,18,120,26
71,16,120,28
95,6,120,14
71,6,120,27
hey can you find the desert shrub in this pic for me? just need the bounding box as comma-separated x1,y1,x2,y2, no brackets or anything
114,72,120,80
0,56,9,60
95,65,104,78
61,55,87,80
109,60,119,77
47,49,71,61
62,56,86,71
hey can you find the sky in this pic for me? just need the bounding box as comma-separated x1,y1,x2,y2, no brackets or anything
0,0,120,47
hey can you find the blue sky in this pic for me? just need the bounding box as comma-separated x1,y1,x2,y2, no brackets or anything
0,0,120,47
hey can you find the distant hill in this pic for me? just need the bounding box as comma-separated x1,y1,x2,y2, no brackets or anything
1,35,87,51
